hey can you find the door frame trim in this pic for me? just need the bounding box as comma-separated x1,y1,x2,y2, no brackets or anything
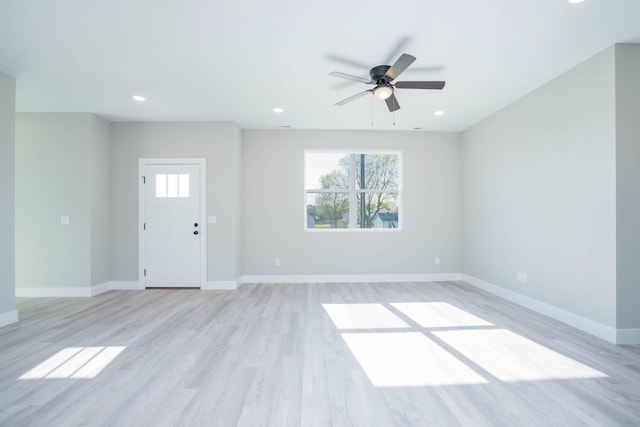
138,158,207,288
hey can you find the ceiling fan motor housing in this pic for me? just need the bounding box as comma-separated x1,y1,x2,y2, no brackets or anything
370,65,391,83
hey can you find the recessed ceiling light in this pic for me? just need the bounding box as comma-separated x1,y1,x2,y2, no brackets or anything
568,0,584,4
132,95,146,102
273,107,284,113
434,110,445,116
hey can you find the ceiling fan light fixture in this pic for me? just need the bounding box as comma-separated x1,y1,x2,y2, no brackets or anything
373,85,393,100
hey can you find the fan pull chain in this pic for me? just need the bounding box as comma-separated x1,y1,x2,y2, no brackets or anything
371,96,374,126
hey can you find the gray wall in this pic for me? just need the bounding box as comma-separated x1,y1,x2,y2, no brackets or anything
90,115,112,286
615,44,640,329
110,122,242,283
0,71,16,321
16,113,94,288
242,130,461,276
462,46,618,327
233,126,243,280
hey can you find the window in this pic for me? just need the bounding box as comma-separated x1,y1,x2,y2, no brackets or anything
155,174,189,198
305,151,401,230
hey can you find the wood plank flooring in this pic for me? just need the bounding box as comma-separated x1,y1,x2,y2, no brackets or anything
1,281,639,426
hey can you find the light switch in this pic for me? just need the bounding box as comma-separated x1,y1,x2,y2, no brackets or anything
208,215,216,224
61,216,70,225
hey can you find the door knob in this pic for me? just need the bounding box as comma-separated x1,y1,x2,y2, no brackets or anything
193,230,199,235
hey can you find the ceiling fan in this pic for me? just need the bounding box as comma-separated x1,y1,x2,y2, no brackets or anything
330,53,445,112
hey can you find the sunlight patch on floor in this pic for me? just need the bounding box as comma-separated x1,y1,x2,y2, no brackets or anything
341,332,488,387
390,302,493,328
323,303,409,329
434,329,608,381
19,346,126,380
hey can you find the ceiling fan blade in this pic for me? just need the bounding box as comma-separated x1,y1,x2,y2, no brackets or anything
403,65,443,73
385,93,401,112
335,90,372,106
395,81,446,90
329,71,372,84
384,53,416,81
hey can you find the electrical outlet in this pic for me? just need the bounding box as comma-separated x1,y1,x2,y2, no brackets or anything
435,257,440,265
522,273,527,283
517,272,522,281
60,216,70,225
275,258,280,267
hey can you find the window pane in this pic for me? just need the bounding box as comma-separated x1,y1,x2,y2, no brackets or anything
304,151,401,231
357,192,399,228
155,174,167,198
355,154,399,190
306,192,349,228
178,174,189,198
305,153,350,190
167,174,178,197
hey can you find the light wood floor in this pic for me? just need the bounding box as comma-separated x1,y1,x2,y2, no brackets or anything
1,281,639,426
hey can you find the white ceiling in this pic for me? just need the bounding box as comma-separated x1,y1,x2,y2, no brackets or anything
1,0,640,132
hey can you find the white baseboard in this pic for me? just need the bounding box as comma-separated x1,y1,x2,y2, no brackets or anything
203,281,240,290
0,309,19,328
91,282,112,296
16,282,138,297
240,273,462,284
461,274,620,344
112,281,240,290
617,328,640,345
109,281,144,290
16,286,95,297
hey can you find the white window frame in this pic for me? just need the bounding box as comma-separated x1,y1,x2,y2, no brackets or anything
304,150,402,232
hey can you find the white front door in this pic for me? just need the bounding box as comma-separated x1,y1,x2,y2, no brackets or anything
140,160,205,287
